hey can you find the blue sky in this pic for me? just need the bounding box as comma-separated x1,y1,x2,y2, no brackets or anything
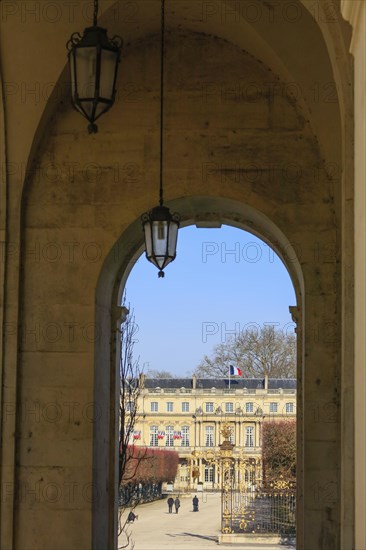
124,225,296,377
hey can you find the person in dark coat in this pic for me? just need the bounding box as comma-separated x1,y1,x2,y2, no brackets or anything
192,495,199,512
167,496,174,513
127,511,137,523
174,496,180,514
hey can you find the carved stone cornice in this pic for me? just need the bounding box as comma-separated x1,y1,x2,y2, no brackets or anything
341,0,365,53
341,0,363,29
112,305,129,327
289,305,301,325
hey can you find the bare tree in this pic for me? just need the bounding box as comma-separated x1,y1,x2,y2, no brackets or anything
195,326,296,379
118,304,144,550
145,368,174,378
262,420,296,483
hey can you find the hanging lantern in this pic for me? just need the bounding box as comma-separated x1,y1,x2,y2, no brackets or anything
141,0,180,277
66,0,122,133
142,205,180,278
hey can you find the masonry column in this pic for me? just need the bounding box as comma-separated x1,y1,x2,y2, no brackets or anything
289,305,303,550
340,4,366,548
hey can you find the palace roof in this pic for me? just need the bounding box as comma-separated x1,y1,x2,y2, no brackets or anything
143,378,296,390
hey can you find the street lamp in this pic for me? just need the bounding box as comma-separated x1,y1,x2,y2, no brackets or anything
141,0,180,278
67,0,122,133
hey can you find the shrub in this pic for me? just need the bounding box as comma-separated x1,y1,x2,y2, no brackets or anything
262,420,296,484
121,446,179,485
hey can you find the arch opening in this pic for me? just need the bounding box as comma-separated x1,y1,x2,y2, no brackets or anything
93,196,304,548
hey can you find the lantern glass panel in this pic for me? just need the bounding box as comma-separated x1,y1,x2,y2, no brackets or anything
168,221,179,257
75,46,97,107
156,256,166,269
143,222,153,257
100,49,118,100
152,221,168,256
94,100,109,119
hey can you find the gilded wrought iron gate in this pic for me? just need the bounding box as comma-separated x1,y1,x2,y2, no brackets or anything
219,426,296,536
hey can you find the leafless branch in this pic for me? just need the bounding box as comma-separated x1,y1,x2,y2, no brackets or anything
117,301,143,550
195,326,296,379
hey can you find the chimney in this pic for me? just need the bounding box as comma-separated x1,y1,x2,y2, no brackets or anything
139,373,145,389
192,374,197,389
264,375,268,390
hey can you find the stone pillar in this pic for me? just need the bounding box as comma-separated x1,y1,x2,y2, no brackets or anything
199,458,204,482
340,4,366,549
289,305,303,550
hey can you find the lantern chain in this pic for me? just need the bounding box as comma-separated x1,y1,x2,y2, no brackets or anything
159,0,166,207
93,0,99,26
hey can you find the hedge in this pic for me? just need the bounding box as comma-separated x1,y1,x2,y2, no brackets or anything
121,446,179,485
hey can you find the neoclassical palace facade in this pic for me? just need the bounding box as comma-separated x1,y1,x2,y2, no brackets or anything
132,376,296,490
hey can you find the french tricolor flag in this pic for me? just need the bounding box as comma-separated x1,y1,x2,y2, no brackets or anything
229,365,242,376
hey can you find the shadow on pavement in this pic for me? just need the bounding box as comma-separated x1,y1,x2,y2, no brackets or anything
166,532,218,542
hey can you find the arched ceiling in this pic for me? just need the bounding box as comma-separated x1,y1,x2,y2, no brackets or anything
0,0,352,192
88,0,352,170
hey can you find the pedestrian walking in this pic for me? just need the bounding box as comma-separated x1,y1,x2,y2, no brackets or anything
192,495,199,512
174,496,180,514
127,511,138,523
167,496,174,513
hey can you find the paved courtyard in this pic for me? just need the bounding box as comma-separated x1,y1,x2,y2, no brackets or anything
118,492,296,550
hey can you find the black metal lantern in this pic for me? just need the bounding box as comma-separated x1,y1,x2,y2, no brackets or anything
142,205,180,277
67,0,122,134
141,0,180,278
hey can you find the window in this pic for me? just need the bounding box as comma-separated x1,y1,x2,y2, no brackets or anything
182,402,189,412
205,402,214,413
166,425,174,447
180,465,188,482
166,402,173,412
151,401,158,412
246,402,254,413
225,402,234,413
182,426,190,447
286,402,294,413
205,426,214,447
150,425,158,446
245,426,254,447
269,402,278,413
125,401,134,413
204,465,214,483
229,426,235,444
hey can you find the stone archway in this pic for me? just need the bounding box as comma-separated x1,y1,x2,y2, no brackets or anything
93,197,304,547
17,27,340,550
